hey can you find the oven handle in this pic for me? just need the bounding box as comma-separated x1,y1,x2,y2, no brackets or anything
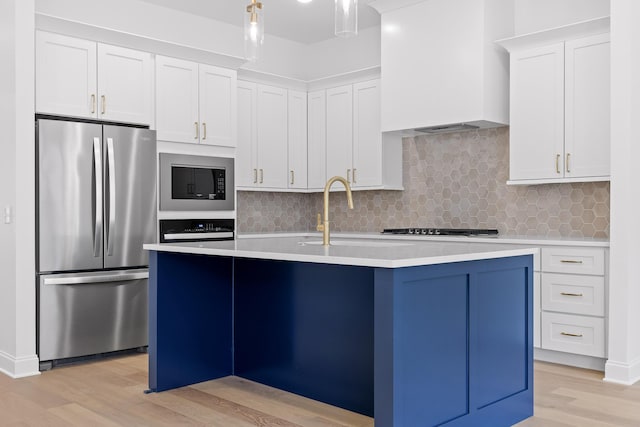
163,232,234,241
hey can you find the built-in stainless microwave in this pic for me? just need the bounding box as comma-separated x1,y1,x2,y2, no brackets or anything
159,153,234,211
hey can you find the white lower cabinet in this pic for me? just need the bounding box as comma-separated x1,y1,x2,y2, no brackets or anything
539,246,607,359
541,312,605,358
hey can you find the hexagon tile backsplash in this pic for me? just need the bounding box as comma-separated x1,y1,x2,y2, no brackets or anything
238,127,610,239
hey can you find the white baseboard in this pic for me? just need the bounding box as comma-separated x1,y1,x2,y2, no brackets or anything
534,347,606,371
0,350,40,378
604,358,640,385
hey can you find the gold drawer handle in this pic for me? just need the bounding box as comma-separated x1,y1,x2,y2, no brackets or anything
560,292,583,297
560,332,583,338
560,260,583,264
556,154,560,174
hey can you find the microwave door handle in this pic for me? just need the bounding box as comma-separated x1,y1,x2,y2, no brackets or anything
93,137,103,258
106,137,116,256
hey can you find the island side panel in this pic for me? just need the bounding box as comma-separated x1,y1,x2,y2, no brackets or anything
234,258,375,417
374,255,533,427
148,251,233,392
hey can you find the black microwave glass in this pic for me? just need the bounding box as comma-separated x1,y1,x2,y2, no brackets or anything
171,166,226,200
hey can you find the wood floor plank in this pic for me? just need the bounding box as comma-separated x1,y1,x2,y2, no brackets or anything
2,355,640,427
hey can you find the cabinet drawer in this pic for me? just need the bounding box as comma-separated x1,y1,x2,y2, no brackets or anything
541,273,605,316
541,247,604,275
541,312,605,358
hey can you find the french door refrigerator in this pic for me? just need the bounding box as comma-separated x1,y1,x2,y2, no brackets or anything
36,118,156,367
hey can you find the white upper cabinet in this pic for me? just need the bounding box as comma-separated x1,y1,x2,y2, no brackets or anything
36,31,152,125
257,85,289,188
236,82,289,189
307,90,327,190
236,81,258,188
156,55,236,146
288,90,308,190
353,80,382,188
36,32,97,119
326,85,353,182
97,44,152,125
199,64,237,147
509,43,565,181
564,33,611,179
499,19,610,184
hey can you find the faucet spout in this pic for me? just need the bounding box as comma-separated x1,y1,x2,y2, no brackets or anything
316,176,354,246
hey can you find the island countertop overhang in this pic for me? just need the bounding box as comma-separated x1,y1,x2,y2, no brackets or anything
144,236,538,268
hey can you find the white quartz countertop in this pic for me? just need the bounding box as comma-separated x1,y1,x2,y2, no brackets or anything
144,235,538,268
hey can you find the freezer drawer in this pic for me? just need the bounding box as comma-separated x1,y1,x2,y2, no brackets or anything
38,269,148,362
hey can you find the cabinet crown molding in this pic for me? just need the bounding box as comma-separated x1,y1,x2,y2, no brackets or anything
496,16,610,52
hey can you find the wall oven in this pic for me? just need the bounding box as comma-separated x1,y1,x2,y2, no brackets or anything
159,153,234,211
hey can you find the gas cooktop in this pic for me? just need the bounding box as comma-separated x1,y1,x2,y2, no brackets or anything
382,228,499,237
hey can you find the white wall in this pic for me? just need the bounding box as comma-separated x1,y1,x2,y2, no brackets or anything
605,0,640,385
0,0,39,378
304,26,381,82
515,0,610,35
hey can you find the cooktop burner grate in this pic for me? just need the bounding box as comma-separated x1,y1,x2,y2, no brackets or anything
382,228,499,236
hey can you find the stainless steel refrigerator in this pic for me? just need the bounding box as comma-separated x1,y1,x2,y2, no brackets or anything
36,118,156,366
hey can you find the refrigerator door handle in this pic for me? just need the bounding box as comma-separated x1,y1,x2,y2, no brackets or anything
106,137,116,256
43,271,149,286
93,137,103,258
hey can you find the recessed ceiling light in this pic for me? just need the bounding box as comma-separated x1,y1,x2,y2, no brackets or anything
298,0,313,3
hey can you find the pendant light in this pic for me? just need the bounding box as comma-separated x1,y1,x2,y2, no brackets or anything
335,0,358,38
245,0,264,61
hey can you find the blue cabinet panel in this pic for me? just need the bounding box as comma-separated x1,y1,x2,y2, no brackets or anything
148,252,233,392
395,274,469,425
472,268,529,410
234,259,375,416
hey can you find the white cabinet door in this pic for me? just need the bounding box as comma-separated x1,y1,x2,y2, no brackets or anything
257,85,288,188
288,90,308,189
199,64,237,147
509,43,565,181
326,85,353,182
155,56,199,143
36,31,97,119
237,81,258,187
97,44,152,125
353,80,382,188
564,33,610,179
307,90,327,190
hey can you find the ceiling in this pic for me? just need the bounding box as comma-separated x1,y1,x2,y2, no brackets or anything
138,0,381,44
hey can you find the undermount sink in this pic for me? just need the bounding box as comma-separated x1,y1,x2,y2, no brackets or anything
298,240,414,248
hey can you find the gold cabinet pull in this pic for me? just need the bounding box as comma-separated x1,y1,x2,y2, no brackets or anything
101,95,106,115
202,122,207,140
253,168,258,184
560,259,583,264
91,94,96,113
556,154,560,174
353,168,357,184
560,332,583,338
347,169,351,183
259,169,264,184
194,122,199,140
290,170,295,185
566,153,571,173
560,292,583,297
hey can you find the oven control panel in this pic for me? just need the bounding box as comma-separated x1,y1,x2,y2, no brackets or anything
159,219,234,243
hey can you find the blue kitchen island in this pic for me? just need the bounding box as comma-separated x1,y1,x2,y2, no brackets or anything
144,236,536,427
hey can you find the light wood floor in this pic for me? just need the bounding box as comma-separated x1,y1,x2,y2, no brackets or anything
1,354,639,426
